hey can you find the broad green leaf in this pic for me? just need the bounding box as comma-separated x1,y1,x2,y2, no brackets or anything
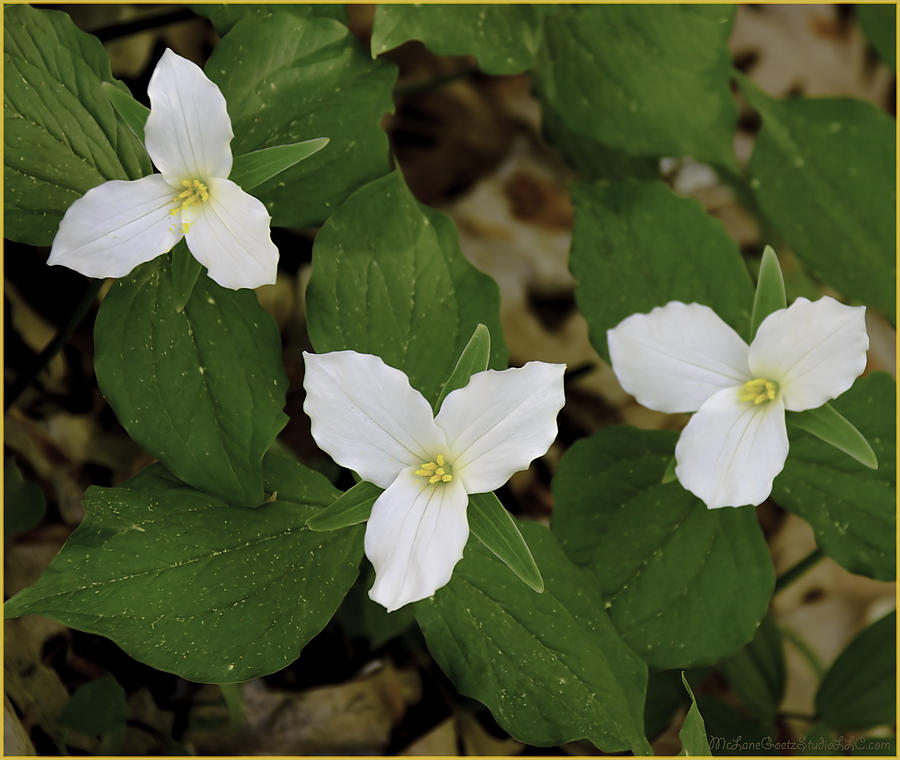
58,675,127,737
534,5,738,168
467,492,543,593
4,458,46,540
787,403,877,470
416,521,652,754
94,255,288,506
542,106,660,183
644,668,707,740
101,81,148,142
433,323,491,410
815,611,895,732
679,673,710,756
774,373,895,580
719,614,785,724
857,4,895,69
307,480,380,532
5,454,364,683
750,245,787,337
307,171,508,406
4,5,152,245
739,76,896,323
552,427,773,669
207,14,396,228
570,179,754,362
229,139,329,192
192,3,348,34
371,5,543,75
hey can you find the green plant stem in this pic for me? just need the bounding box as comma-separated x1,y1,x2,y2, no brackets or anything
774,547,825,593
5,279,104,410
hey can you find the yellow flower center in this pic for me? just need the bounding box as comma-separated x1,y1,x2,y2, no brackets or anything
170,179,209,233
738,377,779,405
415,454,454,485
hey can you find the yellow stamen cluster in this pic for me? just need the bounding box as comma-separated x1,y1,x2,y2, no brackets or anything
169,179,209,234
415,454,453,485
738,377,779,405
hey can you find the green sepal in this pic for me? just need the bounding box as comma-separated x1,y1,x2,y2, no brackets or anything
468,492,543,593
678,673,711,756
433,323,491,411
787,403,877,470
229,139,330,192
750,245,786,337
307,480,380,532
169,241,204,312
102,81,148,143
661,456,677,484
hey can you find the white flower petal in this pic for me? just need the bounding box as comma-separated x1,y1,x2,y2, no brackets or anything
365,469,469,612
607,302,751,413
182,178,278,290
675,387,789,509
47,175,181,279
302,351,447,489
434,362,565,494
748,296,868,412
144,49,233,182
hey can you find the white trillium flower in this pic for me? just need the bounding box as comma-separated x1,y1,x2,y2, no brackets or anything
47,49,278,290
607,296,868,509
302,350,566,612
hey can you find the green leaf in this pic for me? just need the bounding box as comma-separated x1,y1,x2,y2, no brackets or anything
552,426,774,669
5,454,364,683
698,696,778,755
571,180,755,362
307,480,380,532
337,565,416,649
229,138,329,192
93,255,288,506
774,373,895,580
750,245,787,338
4,458,46,540
534,5,738,168
815,611,895,732
719,614,785,724
739,76,896,323
101,81,148,142
191,3,348,34
415,520,652,754
787,403,877,470
4,5,152,245
542,106,660,183
467,492,543,593
207,14,396,228
434,323,491,410
58,674,127,736
307,171,508,406
371,5,544,75
857,4,895,69
679,673,711,756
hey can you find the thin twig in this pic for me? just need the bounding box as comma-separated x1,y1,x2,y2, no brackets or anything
774,547,825,593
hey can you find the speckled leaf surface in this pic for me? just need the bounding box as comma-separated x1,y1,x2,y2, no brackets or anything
4,4,151,245
4,454,363,683
775,373,896,581
415,521,652,754
552,427,773,669
306,171,508,407
371,4,544,75
571,180,755,362
191,3,347,34
535,4,738,168
206,14,396,228
740,77,896,323
94,252,288,507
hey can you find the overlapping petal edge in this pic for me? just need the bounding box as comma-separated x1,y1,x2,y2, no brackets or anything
302,350,566,611
47,49,278,290
607,296,868,509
